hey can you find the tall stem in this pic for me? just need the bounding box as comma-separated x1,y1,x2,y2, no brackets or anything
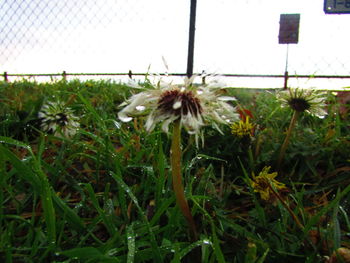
171,120,198,240
267,182,304,230
277,110,299,171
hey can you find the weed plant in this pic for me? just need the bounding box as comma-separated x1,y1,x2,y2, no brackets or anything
0,80,349,262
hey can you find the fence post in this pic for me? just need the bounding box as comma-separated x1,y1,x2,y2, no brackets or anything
283,71,288,89
186,0,197,78
3,72,8,82
62,71,67,81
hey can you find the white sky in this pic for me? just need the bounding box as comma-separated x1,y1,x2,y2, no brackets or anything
1,0,350,89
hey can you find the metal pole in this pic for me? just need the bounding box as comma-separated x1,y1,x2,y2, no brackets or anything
62,71,67,81
4,72,8,82
186,0,197,78
283,44,289,89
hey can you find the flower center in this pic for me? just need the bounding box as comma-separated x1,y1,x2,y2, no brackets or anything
254,177,270,190
289,98,310,112
56,113,68,126
231,117,254,138
158,89,202,117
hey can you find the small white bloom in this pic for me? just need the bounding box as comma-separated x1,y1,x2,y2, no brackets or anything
39,101,80,138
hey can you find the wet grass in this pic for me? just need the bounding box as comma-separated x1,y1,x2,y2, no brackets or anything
0,79,349,262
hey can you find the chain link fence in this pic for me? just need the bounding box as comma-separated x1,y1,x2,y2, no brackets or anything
1,0,350,89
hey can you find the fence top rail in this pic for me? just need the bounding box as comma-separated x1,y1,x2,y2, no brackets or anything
3,71,350,79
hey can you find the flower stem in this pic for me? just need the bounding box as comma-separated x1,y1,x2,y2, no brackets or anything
267,182,304,230
277,110,299,171
171,119,198,240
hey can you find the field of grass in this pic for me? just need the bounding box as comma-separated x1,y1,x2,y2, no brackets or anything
0,79,349,262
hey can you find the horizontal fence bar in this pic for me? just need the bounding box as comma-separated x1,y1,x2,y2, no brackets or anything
3,72,186,78
3,71,350,79
3,71,350,91
222,74,350,79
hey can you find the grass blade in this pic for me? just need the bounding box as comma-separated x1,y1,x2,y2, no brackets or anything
126,224,136,263
51,194,85,232
155,134,167,205
0,143,56,244
0,144,41,190
304,184,350,234
59,247,120,262
110,171,163,263
191,197,226,263
150,196,175,226
85,183,117,236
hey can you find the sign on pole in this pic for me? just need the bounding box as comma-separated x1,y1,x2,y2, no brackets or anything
324,0,350,14
278,14,300,44
278,14,300,89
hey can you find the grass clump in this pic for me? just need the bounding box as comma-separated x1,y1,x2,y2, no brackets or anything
0,79,349,262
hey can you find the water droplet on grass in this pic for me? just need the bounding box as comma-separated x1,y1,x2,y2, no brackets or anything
113,121,121,129
202,239,212,245
218,96,236,101
119,115,132,122
136,105,146,111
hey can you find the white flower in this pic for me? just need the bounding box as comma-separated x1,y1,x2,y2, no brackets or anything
39,101,80,137
276,88,327,118
118,76,239,146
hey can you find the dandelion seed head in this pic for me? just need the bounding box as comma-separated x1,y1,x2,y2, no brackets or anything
277,88,327,118
39,100,79,138
288,98,311,112
158,89,202,118
118,75,240,147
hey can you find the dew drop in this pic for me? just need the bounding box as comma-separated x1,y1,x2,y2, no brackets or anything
218,96,236,101
202,239,212,245
173,101,182,109
113,121,121,129
136,105,146,111
119,114,133,122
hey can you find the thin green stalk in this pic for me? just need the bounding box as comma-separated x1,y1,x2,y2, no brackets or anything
267,182,304,230
277,110,299,171
171,120,198,240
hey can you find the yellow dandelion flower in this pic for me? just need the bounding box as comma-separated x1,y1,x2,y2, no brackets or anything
250,166,286,201
231,116,254,138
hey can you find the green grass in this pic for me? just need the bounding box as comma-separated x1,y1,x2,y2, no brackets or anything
0,79,349,262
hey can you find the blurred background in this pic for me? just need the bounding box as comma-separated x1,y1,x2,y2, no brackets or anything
1,0,350,89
